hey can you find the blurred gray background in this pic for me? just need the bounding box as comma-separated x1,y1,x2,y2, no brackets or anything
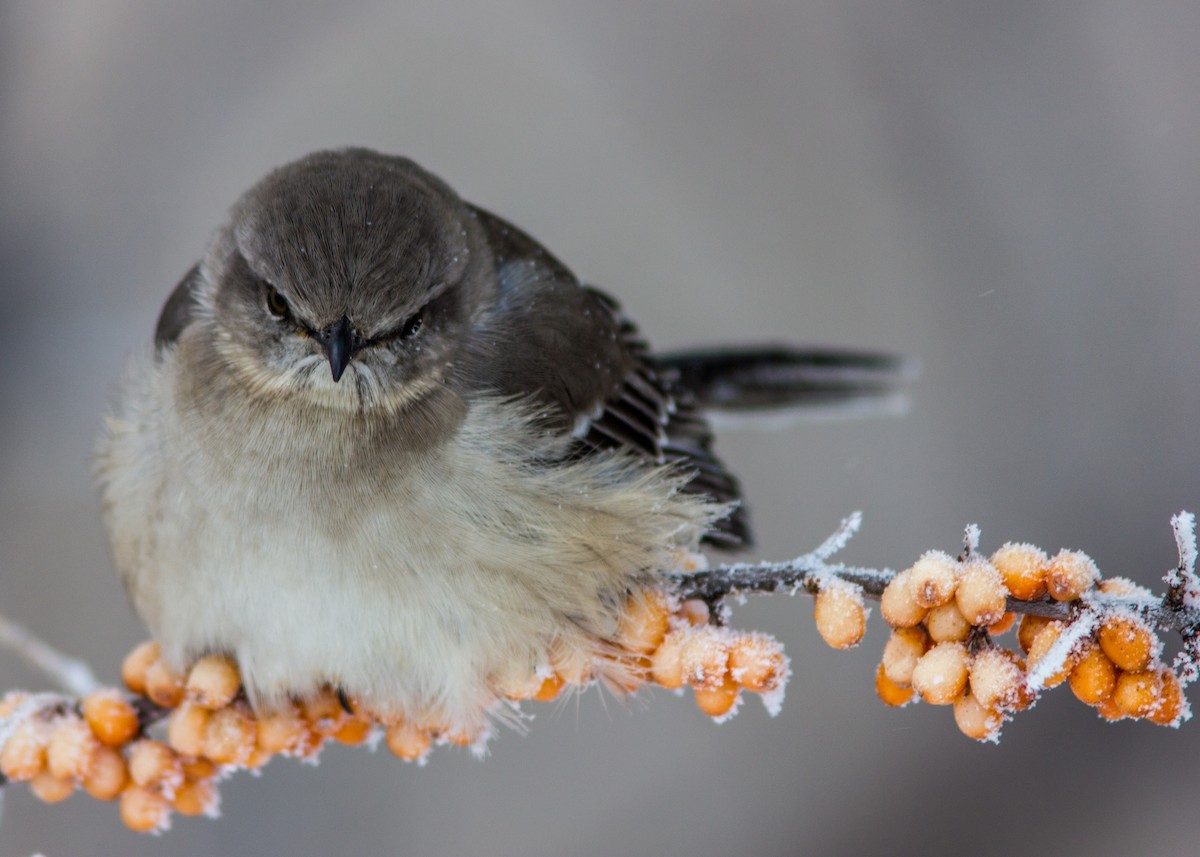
2,2,1198,855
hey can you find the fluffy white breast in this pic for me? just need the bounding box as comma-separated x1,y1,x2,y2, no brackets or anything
97,348,720,730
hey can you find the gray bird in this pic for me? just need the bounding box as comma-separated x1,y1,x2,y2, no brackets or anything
97,148,900,734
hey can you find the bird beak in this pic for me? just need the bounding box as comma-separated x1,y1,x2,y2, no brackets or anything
316,316,357,382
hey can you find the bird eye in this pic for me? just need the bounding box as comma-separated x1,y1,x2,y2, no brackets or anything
264,285,291,319
398,311,423,339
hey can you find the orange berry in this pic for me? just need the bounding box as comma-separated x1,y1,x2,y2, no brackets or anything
185,654,241,709
693,675,741,718
0,719,50,782
955,559,1008,626
1099,577,1151,598
1017,615,1052,654
911,642,970,705
202,704,255,766
385,721,431,761
301,688,347,735
880,569,927,628
1113,669,1165,719
128,739,182,793
990,543,1048,601
243,744,273,770
121,641,160,696
172,777,219,817
969,648,1026,711
119,784,172,833
1146,669,1185,726
1026,621,1072,688
82,745,129,800
180,756,217,782
881,626,930,687
30,770,75,803
925,603,972,643
1095,694,1128,721
909,551,959,608
145,658,186,708
680,626,731,690
255,704,309,756
1068,645,1118,706
1097,614,1156,673
1047,550,1098,601
728,633,788,693
987,612,1017,636
332,717,373,746
813,581,866,650
47,716,100,781
532,673,565,702
649,630,687,689
167,704,211,758
81,689,139,748
1000,650,1035,711
875,662,915,707
615,589,671,654
953,693,1003,741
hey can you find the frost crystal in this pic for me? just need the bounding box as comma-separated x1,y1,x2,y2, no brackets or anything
1167,511,1200,610
963,524,981,558
811,511,862,561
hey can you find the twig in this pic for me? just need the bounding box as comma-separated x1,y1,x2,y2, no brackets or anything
0,615,100,697
669,517,1200,640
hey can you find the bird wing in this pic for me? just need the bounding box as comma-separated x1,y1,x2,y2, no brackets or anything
466,205,750,550
154,264,203,350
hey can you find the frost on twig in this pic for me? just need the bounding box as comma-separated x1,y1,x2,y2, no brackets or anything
670,512,893,609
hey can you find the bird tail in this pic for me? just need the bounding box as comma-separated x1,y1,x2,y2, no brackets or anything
657,346,913,418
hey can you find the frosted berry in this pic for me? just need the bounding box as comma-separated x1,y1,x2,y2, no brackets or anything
911,642,969,705
990,543,1048,602
813,580,866,650
955,559,1008,626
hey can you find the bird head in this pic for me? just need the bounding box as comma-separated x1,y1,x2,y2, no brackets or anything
197,148,488,414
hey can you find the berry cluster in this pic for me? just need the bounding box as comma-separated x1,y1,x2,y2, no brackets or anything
0,585,790,832
633,593,790,719
852,544,1189,740
493,587,790,720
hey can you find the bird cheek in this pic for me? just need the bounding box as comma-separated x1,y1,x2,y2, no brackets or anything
364,346,401,369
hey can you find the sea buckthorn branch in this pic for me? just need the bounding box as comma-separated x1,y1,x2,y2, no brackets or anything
3,511,1199,833
0,585,793,831
669,513,1200,638
669,512,895,609
671,511,1200,741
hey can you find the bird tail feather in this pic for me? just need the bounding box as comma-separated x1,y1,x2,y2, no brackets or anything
657,346,913,415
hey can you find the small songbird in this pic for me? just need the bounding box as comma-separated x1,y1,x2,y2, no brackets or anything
97,148,900,733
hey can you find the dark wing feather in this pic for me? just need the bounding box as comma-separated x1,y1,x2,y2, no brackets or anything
155,264,203,350
465,206,750,550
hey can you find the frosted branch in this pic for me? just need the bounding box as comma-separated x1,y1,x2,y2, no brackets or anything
669,518,1200,640
4,511,1200,830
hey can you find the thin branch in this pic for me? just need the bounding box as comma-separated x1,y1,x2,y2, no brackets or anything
0,615,100,697
669,518,1200,640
